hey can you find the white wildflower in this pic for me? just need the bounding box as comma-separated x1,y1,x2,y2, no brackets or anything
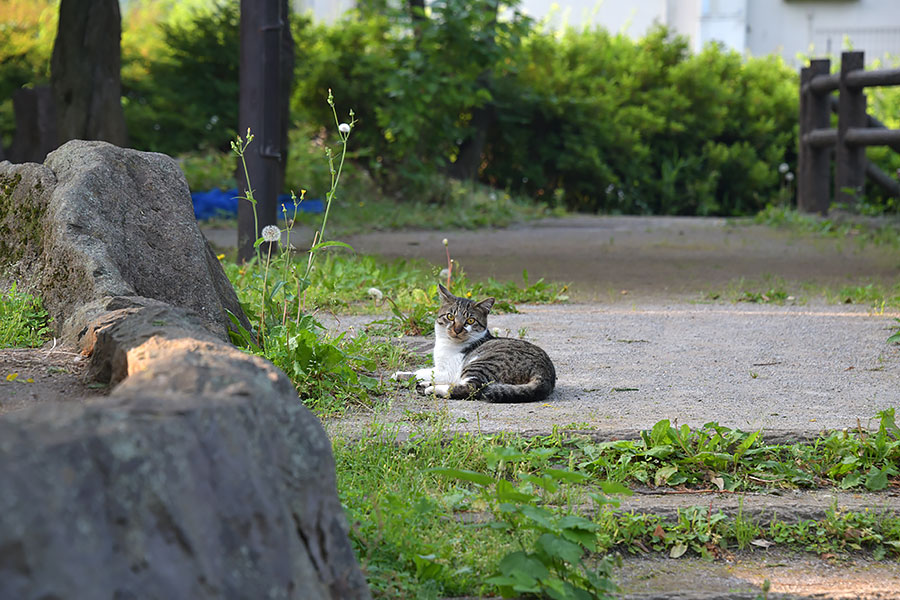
339,123,351,134
491,327,501,337
261,225,280,243
785,172,794,182
442,238,449,247
367,287,383,301
778,162,789,174
439,268,450,279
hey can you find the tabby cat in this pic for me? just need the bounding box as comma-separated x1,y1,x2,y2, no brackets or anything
392,284,556,403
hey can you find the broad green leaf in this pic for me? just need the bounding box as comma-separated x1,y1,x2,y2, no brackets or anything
557,515,600,531
496,478,536,503
543,468,589,484
497,551,550,581
655,465,678,487
520,505,556,530
427,467,494,487
520,474,559,494
537,533,584,564
669,542,688,558
865,467,889,491
598,481,632,496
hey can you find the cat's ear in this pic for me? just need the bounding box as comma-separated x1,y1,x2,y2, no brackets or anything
437,283,455,303
475,297,495,313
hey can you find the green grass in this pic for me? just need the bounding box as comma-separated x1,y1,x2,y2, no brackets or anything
291,181,561,236
0,283,51,348
754,204,900,250
703,276,900,312
703,276,799,305
334,412,900,598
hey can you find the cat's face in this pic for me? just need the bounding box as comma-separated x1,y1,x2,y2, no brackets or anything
435,284,495,343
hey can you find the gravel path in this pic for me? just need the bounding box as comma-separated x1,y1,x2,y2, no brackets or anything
327,301,899,438
206,215,900,437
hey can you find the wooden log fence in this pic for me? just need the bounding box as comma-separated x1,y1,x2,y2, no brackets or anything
798,51,900,214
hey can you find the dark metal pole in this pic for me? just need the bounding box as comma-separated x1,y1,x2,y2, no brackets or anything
238,0,286,263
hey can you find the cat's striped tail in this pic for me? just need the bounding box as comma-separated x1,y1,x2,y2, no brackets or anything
479,375,554,404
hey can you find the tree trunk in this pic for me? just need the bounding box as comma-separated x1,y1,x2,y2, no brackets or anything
448,104,493,181
51,0,127,147
447,0,499,182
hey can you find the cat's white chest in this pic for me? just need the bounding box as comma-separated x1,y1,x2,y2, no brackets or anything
432,340,468,384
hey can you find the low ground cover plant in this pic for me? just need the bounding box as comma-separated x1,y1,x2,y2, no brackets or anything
0,283,50,348
334,412,900,598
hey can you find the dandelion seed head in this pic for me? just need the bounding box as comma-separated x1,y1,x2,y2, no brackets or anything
261,225,280,243
367,287,383,301
779,162,790,174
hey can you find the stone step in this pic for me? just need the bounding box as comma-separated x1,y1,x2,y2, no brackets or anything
616,550,900,599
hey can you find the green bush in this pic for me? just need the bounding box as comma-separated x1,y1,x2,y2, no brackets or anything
292,0,532,196
484,27,798,215
293,7,800,215
0,1,57,148
122,0,242,154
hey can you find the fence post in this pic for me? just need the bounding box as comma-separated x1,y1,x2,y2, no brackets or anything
798,58,831,214
835,50,867,207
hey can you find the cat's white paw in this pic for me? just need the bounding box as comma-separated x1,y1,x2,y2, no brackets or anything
390,371,417,381
424,384,451,397
413,367,436,383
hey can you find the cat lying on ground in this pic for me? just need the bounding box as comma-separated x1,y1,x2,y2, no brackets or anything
392,284,556,403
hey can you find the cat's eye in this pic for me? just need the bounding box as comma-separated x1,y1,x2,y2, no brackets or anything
466,318,475,325
446,313,454,321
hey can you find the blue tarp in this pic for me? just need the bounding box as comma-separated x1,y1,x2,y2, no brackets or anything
191,188,325,220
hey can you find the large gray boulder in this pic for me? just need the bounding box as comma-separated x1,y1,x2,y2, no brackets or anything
0,303,370,600
0,139,251,342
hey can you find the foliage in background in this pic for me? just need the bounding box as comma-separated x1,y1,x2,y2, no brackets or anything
0,283,51,348
121,0,242,154
0,0,58,148
292,6,802,215
489,29,799,215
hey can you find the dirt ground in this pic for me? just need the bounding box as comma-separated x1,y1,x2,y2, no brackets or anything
0,343,104,415
338,215,900,302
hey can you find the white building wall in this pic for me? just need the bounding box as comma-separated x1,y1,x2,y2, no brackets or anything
698,0,746,53
517,0,668,35
746,0,900,66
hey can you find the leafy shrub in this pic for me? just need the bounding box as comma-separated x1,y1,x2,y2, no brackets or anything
0,0,57,148
292,0,532,197
485,27,798,215
122,0,243,154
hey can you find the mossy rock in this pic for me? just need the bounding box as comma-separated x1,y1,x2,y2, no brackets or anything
0,164,53,289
